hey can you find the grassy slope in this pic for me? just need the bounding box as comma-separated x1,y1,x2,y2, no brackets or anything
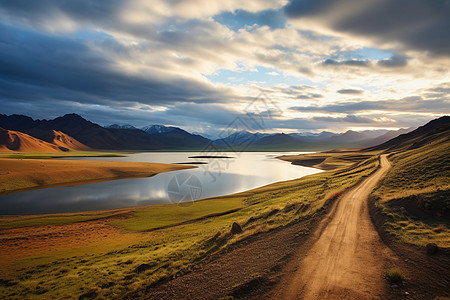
0,155,379,299
372,137,450,247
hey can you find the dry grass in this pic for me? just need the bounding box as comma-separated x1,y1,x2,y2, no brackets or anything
372,137,450,247
0,154,379,299
385,267,405,284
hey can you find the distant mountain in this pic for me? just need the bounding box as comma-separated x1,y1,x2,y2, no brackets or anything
141,124,178,134
249,133,303,150
253,133,298,145
0,114,211,150
212,128,411,151
0,127,66,153
366,116,450,152
107,124,138,130
213,131,270,148
324,130,385,144
152,128,210,149
361,128,413,147
289,131,336,141
2,113,443,152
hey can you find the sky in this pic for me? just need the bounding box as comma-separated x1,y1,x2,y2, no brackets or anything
0,0,449,138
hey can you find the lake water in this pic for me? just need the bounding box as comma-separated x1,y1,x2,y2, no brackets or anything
0,152,321,215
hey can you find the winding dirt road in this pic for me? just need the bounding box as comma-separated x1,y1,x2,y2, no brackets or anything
273,154,399,299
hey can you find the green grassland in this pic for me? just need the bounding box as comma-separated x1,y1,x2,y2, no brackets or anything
0,154,379,299
371,137,450,247
0,210,129,230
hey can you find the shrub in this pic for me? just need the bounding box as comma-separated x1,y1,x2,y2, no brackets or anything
385,267,405,284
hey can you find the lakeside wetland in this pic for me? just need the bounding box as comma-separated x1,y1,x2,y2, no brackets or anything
0,152,321,215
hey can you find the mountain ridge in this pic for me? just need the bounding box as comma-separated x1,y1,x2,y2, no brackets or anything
0,114,210,150
0,127,87,153
365,116,450,152
0,113,434,151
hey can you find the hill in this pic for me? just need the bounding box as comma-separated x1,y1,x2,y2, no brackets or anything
43,130,91,151
370,115,449,247
361,128,413,147
0,128,63,153
366,116,450,152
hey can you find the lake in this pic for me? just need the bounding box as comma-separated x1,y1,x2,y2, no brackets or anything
0,152,321,215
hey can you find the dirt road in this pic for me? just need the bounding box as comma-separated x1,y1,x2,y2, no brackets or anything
273,154,398,299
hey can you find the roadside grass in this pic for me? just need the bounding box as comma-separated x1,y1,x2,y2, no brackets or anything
0,154,379,299
371,139,450,247
0,150,126,159
385,267,405,284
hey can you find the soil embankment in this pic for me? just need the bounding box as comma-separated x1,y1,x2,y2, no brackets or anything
0,158,194,194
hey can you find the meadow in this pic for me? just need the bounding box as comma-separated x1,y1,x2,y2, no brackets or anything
0,153,378,299
372,137,450,247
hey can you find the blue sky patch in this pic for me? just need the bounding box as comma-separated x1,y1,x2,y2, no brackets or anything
214,9,286,31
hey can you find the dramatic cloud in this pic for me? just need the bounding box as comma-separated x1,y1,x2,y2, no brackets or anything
0,0,448,135
290,97,450,114
0,23,233,106
313,114,381,124
285,0,450,56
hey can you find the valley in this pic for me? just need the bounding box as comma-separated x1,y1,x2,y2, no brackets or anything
0,116,448,299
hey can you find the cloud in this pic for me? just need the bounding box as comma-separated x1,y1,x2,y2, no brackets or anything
377,55,408,68
297,93,323,99
290,96,450,114
0,0,287,34
313,114,378,124
337,89,363,95
285,0,450,56
0,23,233,108
0,0,448,136
322,59,370,67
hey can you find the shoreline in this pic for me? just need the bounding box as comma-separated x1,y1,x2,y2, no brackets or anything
0,158,195,196
0,152,323,217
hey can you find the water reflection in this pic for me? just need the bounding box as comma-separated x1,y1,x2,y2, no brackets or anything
0,152,321,215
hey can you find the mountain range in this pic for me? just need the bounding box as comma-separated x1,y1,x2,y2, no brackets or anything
366,115,450,152
213,128,413,151
0,114,209,150
0,113,416,151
